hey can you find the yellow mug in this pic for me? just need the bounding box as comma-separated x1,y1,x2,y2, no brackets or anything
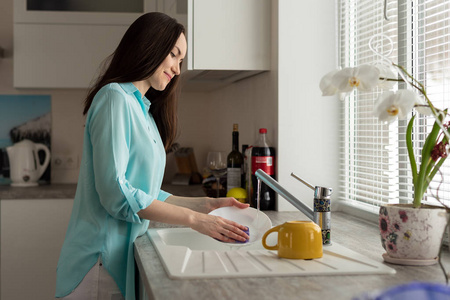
262,221,323,259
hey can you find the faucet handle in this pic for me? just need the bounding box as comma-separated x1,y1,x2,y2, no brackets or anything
290,172,315,190
291,172,332,200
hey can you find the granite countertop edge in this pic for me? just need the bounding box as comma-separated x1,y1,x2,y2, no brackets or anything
0,183,77,199
0,183,204,200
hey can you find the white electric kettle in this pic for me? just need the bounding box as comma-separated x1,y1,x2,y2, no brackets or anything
6,139,50,187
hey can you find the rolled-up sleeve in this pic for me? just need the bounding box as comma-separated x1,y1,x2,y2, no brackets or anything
158,190,171,201
88,89,158,223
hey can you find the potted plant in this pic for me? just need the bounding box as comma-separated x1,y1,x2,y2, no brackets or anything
320,62,450,266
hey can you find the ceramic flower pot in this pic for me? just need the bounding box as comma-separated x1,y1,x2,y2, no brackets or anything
379,204,449,265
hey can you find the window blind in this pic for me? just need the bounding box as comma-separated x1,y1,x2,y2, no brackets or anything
338,0,450,209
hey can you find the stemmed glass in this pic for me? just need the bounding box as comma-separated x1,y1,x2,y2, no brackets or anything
206,151,227,198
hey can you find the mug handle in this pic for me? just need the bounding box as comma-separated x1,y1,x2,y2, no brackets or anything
262,224,281,250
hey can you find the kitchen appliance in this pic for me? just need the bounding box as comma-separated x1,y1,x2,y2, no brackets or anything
6,139,50,187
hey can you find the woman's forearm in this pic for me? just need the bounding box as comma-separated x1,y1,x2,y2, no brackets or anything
164,195,210,213
164,195,249,214
137,199,197,226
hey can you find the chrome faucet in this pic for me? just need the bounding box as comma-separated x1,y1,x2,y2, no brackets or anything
255,169,332,245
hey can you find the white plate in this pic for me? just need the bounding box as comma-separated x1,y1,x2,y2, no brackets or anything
208,206,272,247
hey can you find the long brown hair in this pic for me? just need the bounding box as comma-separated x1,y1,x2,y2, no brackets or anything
83,12,185,151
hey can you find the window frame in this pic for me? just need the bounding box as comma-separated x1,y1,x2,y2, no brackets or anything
337,0,450,221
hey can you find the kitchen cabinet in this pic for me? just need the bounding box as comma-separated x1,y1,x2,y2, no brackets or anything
0,198,73,300
13,24,128,88
13,0,156,88
160,0,271,91
14,0,270,91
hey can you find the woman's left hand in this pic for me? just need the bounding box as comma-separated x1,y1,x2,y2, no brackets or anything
205,197,249,213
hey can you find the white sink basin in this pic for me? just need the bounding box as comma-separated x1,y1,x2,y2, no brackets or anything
147,228,396,279
152,226,269,251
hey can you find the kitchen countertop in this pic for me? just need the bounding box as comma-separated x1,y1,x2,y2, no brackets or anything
135,211,450,300
0,183,77,199
0,183,204,200
2,182,449,298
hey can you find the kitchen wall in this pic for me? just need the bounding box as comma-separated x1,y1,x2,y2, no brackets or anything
0,0,277,185
174,71,277,178
0,0,86,183
276,1,339,211
0,0,338,212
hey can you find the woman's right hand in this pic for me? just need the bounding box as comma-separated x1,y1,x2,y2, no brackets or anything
190,212,249,243
138,198,249,242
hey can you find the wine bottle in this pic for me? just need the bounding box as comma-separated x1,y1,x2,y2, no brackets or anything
251,128,276,210
244,145,253,202
241,144,249,189
227,124,244,191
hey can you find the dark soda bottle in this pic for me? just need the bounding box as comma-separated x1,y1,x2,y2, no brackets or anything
250,128,276,210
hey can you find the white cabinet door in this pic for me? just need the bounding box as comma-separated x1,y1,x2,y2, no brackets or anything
159,0,271,91
0,199,73,300
13,0,156,88
14,24,128,88
190,0,270,71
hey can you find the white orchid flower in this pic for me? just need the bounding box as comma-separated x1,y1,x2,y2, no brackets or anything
374,63,397,90
373,90,418,123
331,65,380,93
319,69,340,96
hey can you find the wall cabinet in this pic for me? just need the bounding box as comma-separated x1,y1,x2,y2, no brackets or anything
0,199,73,300
14,0,270,90
163,0,271,91
14,24,128,88
13,0,156,88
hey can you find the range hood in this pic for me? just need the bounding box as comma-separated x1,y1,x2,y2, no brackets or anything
180,69,266,92
175,0,270,92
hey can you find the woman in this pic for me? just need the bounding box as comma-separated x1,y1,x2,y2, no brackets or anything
55,12,249,300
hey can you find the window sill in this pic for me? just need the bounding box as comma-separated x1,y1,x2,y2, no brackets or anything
335,199,450,247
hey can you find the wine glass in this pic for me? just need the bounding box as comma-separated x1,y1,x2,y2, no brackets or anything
206,151,227,198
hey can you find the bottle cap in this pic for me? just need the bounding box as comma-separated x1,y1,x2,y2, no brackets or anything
233,124,239,131
259,128,267,134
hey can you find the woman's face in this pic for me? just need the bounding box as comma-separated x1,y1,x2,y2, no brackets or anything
148,33,187,91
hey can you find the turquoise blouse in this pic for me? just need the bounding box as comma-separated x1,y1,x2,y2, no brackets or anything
55,82,170,300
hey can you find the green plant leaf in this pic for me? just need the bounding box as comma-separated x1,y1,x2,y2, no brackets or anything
414,117,443,207
406,115,417,185
428,155,448,187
